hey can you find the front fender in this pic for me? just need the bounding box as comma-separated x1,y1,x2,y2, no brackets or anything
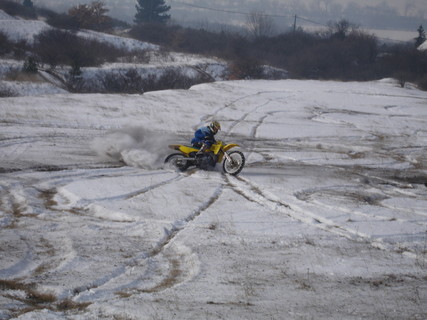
222,143,239,152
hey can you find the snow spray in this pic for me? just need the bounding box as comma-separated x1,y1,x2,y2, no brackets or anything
91,127,180,169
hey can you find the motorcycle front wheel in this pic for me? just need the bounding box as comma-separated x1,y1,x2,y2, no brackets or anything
223,151,245,175
164,153,189,172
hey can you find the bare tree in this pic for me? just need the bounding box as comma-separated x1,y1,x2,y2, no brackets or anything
327,19,357,40
245,10,275,39
68,1,110,30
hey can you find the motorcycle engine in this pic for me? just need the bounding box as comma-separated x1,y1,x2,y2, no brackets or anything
195,153,217,169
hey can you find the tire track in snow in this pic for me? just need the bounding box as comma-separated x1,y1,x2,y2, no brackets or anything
293,184,427,261
198,90,288,129
138,184,224,293
295,185,427,227
215,91,426,260
0,236,33,279
42,169,182,220
225,174,421,258
72,180,224,301
212,91,291,165
0,167,191,305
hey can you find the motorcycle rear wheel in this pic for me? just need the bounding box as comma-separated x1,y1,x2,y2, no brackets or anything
164,153,189,172
223,151,245,175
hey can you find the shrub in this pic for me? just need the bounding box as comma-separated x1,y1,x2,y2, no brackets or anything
229,58,263,80
101,69,145,94
417,75,427,91
0,31,31,59
11,39,30,60
82,67,213,94
118,49,150,64
155,68,213,90
68,1,112,31
0,31,12,55
395,72,409,88
34,28,125,68
46,13,80,30
0,83,16,97
129,23,175,47
285,30,379,80
379,45,427,85
22,56,38,73
66,63,84,93
34,29,79,68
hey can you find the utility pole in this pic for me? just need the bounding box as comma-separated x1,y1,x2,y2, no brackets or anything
293,14,297,32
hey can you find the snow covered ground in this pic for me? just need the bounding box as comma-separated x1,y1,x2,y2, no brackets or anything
0,79,426,319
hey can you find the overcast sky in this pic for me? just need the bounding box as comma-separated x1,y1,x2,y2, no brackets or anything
169,0,426,17
301,0,426,14
33,0,427,18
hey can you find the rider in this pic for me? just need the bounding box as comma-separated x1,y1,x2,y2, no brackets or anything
191,121,221,154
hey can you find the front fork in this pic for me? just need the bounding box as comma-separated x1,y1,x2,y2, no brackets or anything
222,150,233,163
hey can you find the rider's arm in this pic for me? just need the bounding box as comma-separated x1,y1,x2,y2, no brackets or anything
194,129,205,141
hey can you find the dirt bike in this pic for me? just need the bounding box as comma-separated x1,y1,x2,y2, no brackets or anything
164,141,245,175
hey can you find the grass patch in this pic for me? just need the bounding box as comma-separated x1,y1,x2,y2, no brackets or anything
0,279,28,291
1,279,91,314
4,70,44,83
38,188,58,208
25,289,56,305
56,298,91,311
1,279,54,303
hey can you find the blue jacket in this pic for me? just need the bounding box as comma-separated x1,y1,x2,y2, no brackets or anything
191,126,216,146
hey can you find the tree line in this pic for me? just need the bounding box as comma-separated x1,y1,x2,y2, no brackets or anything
0,0,426,91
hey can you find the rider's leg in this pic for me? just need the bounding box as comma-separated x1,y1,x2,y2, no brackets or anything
196,143,207,155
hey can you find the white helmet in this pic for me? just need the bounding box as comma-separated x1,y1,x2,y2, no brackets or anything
209,121,221,134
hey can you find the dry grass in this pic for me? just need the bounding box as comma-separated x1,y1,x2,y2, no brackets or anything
1,279,53,302
56,298,91,311
0,279,91,314
141,258,181,293
25,289,56,305
39,188,58,208
4,70,44,83
0,279,28,291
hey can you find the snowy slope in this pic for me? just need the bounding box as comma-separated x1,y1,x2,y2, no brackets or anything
0,79,426,319
0,19,50,42
0,9,16,20
0,11,232,96
77,29,159,51
419,40,427,51
0,9,155,51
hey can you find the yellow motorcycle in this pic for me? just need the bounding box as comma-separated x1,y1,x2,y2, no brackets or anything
165,141,245,175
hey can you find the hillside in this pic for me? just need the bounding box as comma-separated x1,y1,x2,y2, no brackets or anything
0,9,235,97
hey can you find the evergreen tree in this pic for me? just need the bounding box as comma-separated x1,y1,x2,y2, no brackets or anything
415,25,426,48
23,56,37,73
134,0,171,24
23,0,34,8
